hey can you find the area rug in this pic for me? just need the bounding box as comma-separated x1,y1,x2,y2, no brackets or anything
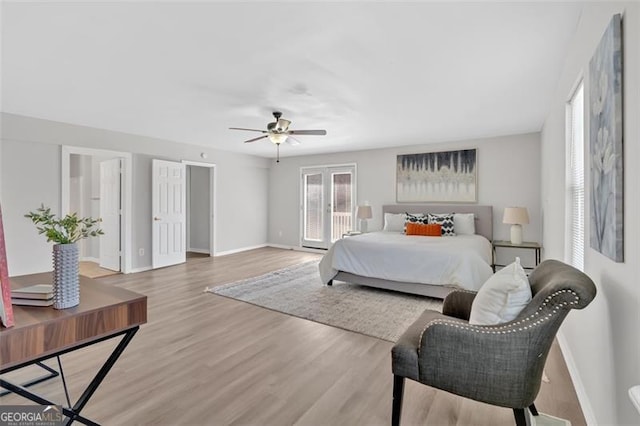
205,261,442,342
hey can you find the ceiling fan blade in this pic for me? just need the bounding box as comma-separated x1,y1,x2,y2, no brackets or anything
286,136,302,146
243,135,269,143
287,129,327,136
230,127,267,133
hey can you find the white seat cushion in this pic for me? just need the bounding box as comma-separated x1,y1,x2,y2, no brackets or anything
469,257,532,325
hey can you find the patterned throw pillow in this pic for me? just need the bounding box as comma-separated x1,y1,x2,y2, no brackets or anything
428,213,456,236
406,222,442,236
404,213,428,233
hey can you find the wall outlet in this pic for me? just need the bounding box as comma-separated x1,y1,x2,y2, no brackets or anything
138,248,144,256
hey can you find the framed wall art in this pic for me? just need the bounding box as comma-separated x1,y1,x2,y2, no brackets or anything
589,14,623,262
397,149,477,203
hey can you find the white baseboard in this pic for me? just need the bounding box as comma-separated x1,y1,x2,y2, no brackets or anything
127,265,153,274
556,330,597,425
267,243,326,254
80,256,100,263
214,244,268,257
188,248,210,255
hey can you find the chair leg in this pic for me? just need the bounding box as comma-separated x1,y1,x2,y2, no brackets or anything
392,375,405,426
513,408,528,426
529,403,539,416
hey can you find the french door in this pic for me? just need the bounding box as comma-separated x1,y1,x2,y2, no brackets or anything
301,165,356,249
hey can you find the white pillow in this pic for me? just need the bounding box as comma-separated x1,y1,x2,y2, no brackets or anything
383,213,406,232
454,213,475,235
469,258,532,325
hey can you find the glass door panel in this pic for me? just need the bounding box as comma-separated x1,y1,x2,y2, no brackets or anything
331,172,352,242
301,166,355,249
302,172,324,245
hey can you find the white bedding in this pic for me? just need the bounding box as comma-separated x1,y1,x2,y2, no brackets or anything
319,231,493,291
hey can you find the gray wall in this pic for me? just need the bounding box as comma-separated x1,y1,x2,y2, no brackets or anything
1,113,270,274
188,165,210,252
540,2,640,424
269,133,541,253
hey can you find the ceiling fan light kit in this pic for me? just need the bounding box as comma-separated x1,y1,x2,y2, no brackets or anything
230,111,327,163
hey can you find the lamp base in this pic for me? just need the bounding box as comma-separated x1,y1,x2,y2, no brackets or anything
360,219,368,233
510,224,523,245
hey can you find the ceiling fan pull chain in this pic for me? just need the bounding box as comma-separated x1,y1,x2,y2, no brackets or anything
277,144,280,163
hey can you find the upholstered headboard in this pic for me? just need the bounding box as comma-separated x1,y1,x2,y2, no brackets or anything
382,204,493,241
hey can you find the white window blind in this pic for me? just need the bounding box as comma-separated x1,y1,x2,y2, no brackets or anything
567,82,584,271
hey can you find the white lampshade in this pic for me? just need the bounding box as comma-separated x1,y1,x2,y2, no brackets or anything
356,205,373,219
503,207,530,225
503,207,529,245
268,133,288,145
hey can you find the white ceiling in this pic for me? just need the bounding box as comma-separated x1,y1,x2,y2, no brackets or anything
1,1,582,159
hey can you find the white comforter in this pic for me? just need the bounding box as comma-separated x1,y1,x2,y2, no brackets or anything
319,231,493,291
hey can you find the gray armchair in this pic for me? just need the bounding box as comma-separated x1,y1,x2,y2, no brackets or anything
391,259,596,426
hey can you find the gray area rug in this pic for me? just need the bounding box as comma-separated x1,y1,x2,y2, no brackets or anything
206,261,442,342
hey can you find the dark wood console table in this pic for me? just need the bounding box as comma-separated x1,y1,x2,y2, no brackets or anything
0,273,147,425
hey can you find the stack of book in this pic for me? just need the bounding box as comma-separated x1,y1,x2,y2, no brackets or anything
11,284,54,306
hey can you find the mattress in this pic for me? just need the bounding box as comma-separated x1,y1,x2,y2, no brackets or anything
319,231,493,291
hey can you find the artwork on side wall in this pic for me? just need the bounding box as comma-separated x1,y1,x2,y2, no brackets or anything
396,149,477,203
589,13,623,262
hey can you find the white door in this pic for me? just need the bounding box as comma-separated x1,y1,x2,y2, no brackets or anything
99,158,121,271
152,159,186,268
301,166,355,249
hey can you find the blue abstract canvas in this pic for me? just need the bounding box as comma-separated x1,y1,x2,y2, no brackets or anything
589,14,623,262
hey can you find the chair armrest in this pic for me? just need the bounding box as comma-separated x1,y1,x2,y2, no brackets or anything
442,290,476,320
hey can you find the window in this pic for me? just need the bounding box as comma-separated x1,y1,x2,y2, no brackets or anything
566,82,584,270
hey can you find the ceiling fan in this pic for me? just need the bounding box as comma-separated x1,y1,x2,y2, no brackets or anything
230,111,327,162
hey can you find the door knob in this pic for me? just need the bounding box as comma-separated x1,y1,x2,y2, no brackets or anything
154,217,161,221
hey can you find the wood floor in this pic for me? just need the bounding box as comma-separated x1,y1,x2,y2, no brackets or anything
1,247,586,425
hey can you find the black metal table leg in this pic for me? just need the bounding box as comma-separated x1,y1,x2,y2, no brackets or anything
0,361,59,397
0,326,139,426
66,327,139,424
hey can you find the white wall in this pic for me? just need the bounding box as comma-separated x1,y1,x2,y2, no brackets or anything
0,113,270,274
540,2,639,425
188,165,210,252
269,133,541,255
1,139,60,276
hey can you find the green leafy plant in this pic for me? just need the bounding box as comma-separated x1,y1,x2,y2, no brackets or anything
25,204,104,244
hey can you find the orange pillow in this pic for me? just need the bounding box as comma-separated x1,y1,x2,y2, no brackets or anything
405,222,442,236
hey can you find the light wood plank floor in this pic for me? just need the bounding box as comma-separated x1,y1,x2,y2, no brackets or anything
2,247,585,425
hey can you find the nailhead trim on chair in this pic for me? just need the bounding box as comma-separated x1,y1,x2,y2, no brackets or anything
450,289,477,295
417,289,580,355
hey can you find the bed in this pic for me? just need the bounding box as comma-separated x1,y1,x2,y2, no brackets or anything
318,204,493,298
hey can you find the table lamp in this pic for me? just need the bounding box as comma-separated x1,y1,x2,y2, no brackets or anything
503,207,529,244
356,205,373,233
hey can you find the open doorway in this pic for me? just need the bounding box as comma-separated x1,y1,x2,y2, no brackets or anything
150,159,216,269
62,146,133,274
186,165,212,256
184,161,216,257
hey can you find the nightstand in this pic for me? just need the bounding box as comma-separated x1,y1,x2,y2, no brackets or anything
492,240,541,272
